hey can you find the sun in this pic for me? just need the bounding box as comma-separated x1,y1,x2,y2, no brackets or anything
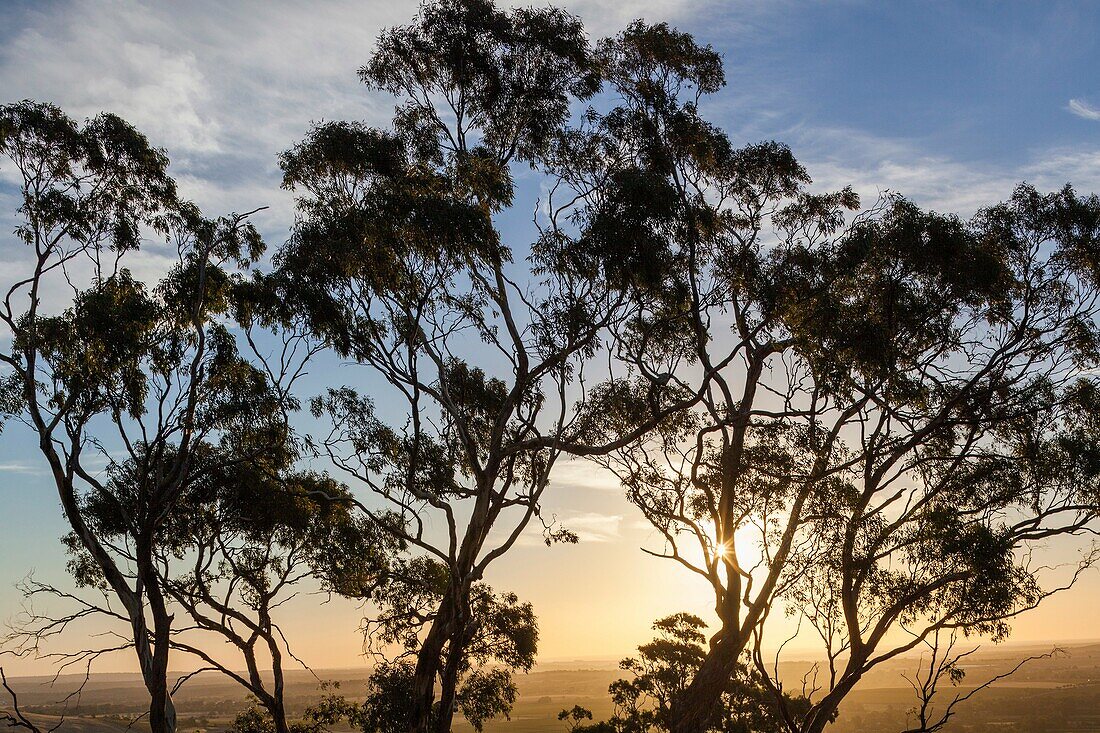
692,519,765,573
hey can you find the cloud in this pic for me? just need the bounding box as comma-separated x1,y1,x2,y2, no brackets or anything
560,512,624,543
0,0,777,341
782,123,1100,217
0,0,410,236
0,0,781,279
518,510,624,547
560,0,777,36
1023,148,1100,191
0,461,44,475
549,459,622,493
2,0,1097,287
1068,98,1100,121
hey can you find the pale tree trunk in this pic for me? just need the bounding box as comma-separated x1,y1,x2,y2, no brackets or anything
410,476,494,733
408,594,455,733
430,592,474,733
268,641,291,733
147,682,177,733
132,618,176,733
433,656,461,733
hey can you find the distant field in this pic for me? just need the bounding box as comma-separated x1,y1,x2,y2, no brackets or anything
5,642,1100,732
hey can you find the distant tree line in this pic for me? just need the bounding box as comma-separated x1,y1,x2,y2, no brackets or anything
1,1,1099,733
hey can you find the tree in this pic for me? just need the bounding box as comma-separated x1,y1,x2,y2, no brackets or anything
158,456,393,733
358,569,537,732
744,186,1100,733
562,614,807,733
897,630,1061,733
269,2,691,731
270,575,537,733
224,684,366,733
547,22,1100,733
1,667,56,733
0,100,293,733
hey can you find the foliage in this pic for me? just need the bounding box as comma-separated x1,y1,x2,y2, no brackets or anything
3,6,1100,733
227,685,370,733
0,99,296,733
546,15,1100,733
270,1,684,731
357,563,537,732
563,614,806,733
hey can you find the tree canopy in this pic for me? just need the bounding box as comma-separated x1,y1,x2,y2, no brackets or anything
1,4,1099,733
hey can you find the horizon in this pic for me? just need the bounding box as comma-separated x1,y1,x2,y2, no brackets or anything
10,632,1100,681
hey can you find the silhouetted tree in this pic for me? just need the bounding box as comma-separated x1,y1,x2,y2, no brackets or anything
270,2,693,731
269,574,536,733
897,630,1061,733
562,614,806,733
158,458,393,733
225,686,367,733
358,567,536,732
0,100,294,733
549,22,1100,733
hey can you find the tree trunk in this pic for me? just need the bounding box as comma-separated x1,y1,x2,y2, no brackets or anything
138,624,175,733
430,599,472,733
139,535,177,733
268,638,291,733
147,682,177,733
797,673,861,733
432,646,461,733
669,634,744,733
408,594,455,733
410,477,493,733
270,700,291,733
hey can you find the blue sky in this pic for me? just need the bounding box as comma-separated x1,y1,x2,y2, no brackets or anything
1,0,1100,674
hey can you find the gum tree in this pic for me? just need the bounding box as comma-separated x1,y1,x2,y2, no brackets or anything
267,1,685,730
356,576,537,733
156,452,389,733
552,24,1100,733
0,101,293,733
560,613,808,733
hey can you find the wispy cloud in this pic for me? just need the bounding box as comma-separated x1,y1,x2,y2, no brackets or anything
0,461,43,475
0,0,413,241
1068,98,1100,120
562,0,787,37
0,0,742,229
563,512,624,543
519,510,624,546
549,459,622,493
2,3,1097,315
788,124,1100,217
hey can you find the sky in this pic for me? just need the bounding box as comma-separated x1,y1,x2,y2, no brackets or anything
2,0,1100,677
